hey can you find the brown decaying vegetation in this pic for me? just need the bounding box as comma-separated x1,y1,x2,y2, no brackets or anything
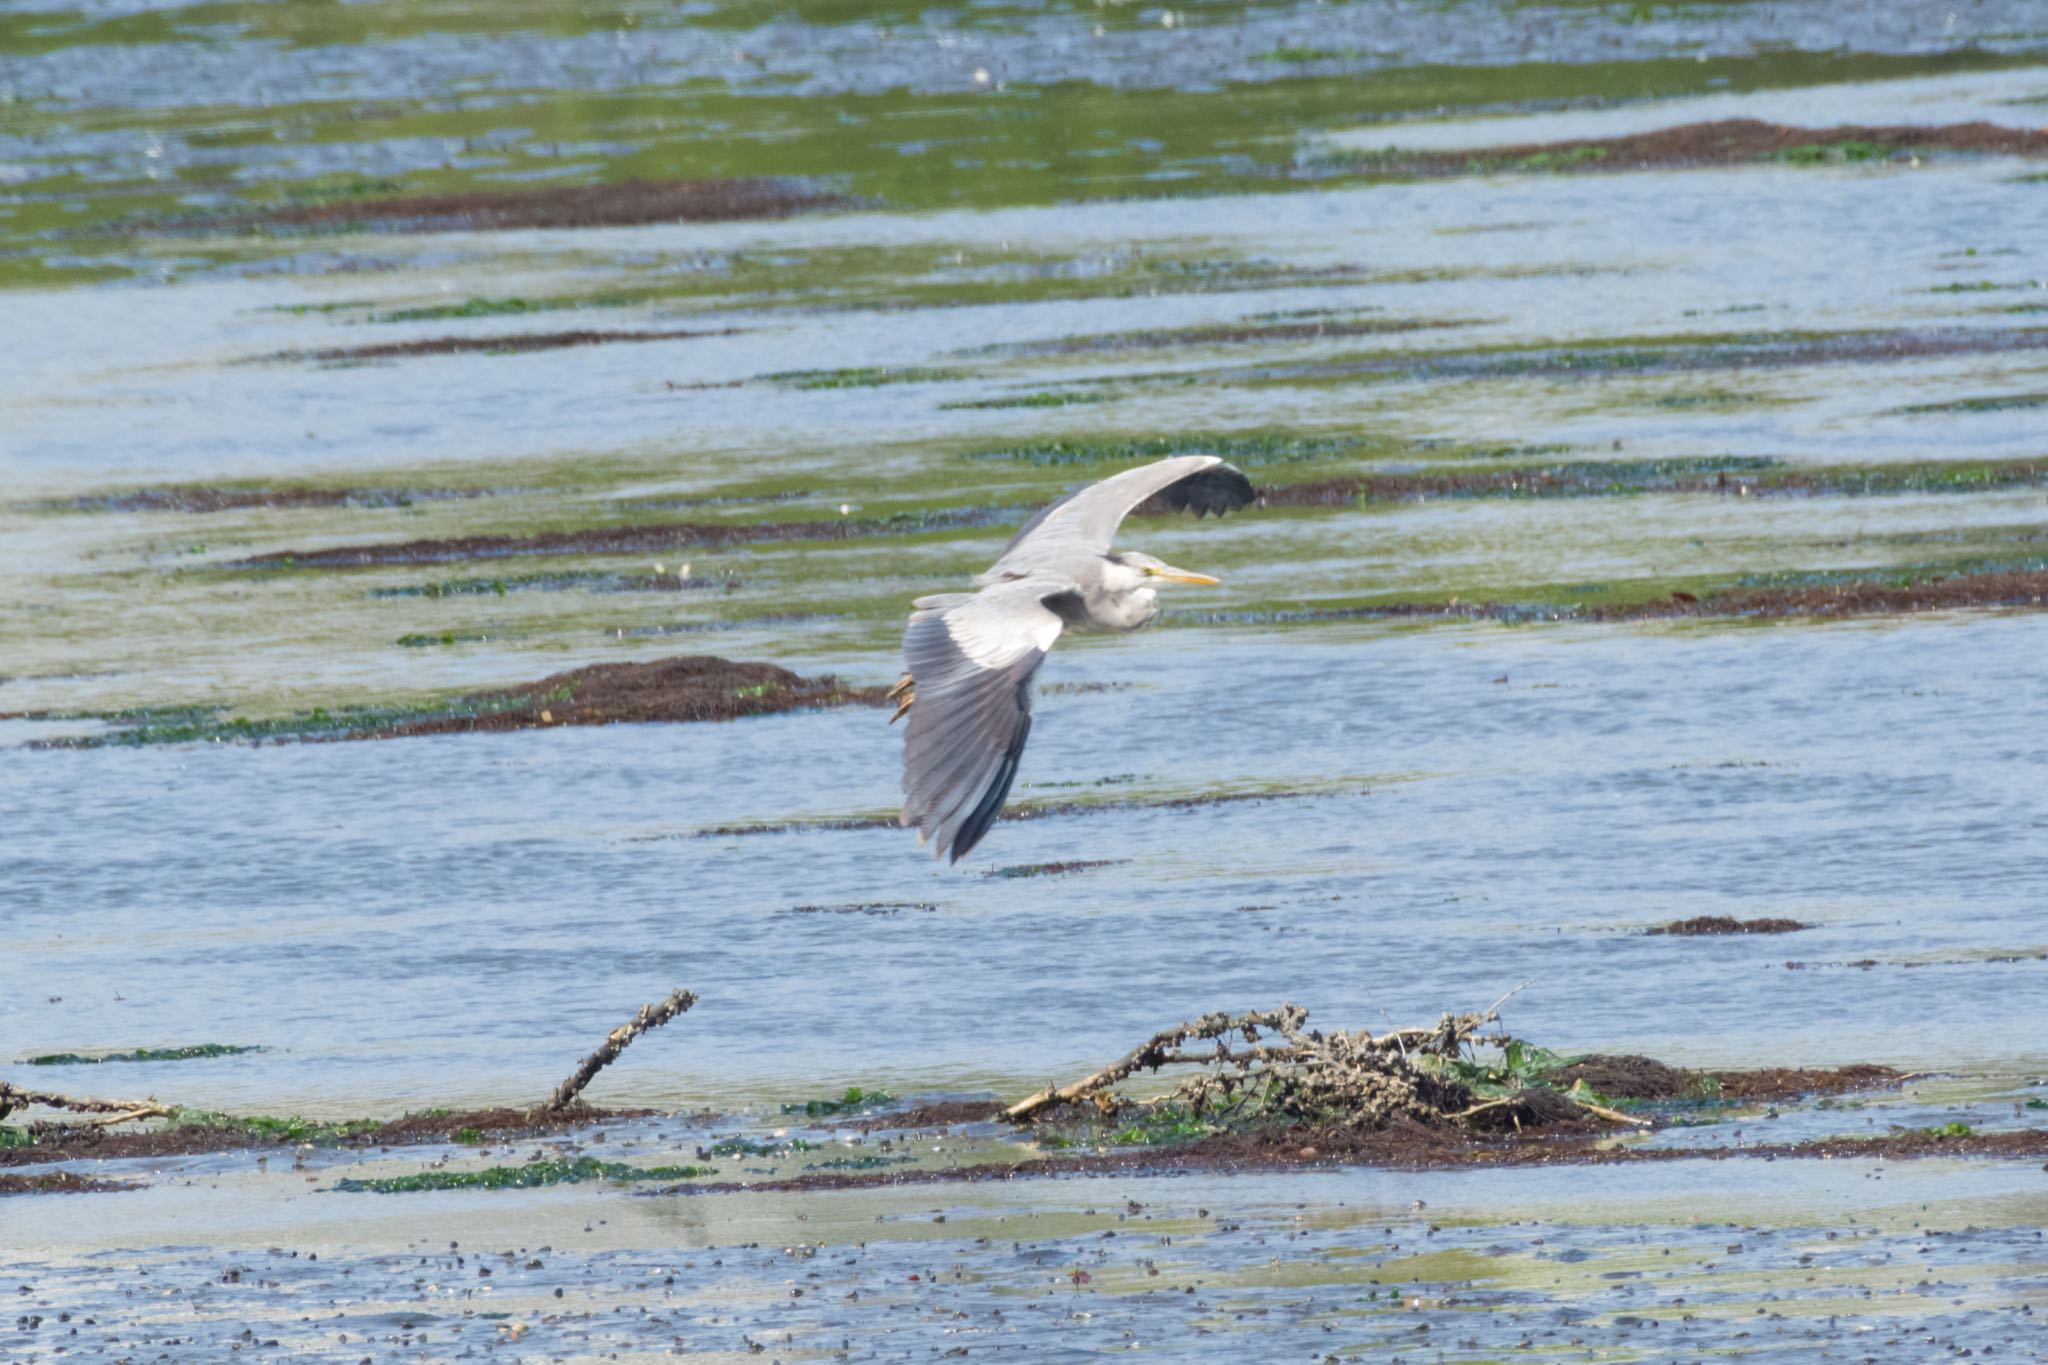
0,1105,645,1170
364,657,887,740
1250,461,2048,510
0,1171,141,1196
303,327,738,362
1605,573,2048,619
227,509,1001,570
253,178,854,232
1352,119,2048,176
1648,916,1810,935
29,486,494,514
1286,571,2048,625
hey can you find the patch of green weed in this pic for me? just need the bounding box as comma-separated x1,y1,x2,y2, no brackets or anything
782,1087,895,1118
963,430,1374,467
1413,1039,1590,1102
1761,140,1895,165
333,1156,716,1193
941,389,1118,410
167,1109,383,1144
22,1043,262,1066
372,296,545,323
703,1136,818,1157
803,1153,915,1171
764,366,964,389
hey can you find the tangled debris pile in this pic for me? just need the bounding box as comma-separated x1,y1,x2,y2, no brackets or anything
1006,1001,1643,1138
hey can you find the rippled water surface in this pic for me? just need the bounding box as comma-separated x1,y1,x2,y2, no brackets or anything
7,618,2048,1115
4,0,2047,1357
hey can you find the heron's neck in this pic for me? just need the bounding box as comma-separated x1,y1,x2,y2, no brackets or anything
1085,582,1159,631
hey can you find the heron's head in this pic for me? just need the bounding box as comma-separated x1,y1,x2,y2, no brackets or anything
1111,551,1221,588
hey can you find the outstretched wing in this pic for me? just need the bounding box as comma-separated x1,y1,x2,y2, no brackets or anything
899,576,1072,863
983,454,1256,581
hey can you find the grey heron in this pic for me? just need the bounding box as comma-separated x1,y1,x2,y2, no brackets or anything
890,454,1258,862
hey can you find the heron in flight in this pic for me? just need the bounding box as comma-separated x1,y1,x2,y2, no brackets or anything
890,454,1257,862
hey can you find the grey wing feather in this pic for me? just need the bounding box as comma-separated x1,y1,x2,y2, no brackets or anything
899,577,1070,862
983,454,1256,580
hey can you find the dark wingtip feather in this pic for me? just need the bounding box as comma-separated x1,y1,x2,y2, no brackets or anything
948,716,1029,862
1135,461,1259,520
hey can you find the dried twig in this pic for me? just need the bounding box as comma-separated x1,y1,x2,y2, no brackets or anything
0,1082,174,1126
1004,1007,1305,1122
1153,1048,1300,1068
1574,1100,1652,1127
547,988,698,1112
1453,1095,1527,1123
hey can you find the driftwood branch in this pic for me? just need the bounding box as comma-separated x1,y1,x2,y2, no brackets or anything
1573,1099,1652,1127
547,988,698,1112
0,1082,174,1126
1004,1007,1306,1122
1153,1048,1300,1068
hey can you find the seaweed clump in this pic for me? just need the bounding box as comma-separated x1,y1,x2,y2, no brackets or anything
1648,916,1809,936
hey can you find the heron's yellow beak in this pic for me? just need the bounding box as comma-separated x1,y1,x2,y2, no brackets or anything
1149,565,1221,586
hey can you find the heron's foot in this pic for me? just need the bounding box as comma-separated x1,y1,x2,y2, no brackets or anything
886,673,915,724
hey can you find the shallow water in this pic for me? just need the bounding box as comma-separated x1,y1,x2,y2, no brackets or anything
7,614,2046,1114
11,1144,2048,1362
5,0,2048,1355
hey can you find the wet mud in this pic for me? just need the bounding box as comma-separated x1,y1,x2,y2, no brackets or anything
1199,566,2048,630
1002,314,1471,356
1550,1054,1699,1100
1785,950,2048,969
298,326,739,363
1549,1057,1903,1103
23,486,497,514
0,1104,638,1170
236,178,854,234
210,456,2042,575
370,568,733,599
985,859,1128,879
364,657,887,739
0,1171,139,1196
230,451,2036,578
0,1058,1936,1192
656,1112,2040,1195
1326,118,2048,178
850,1100,1006,1132
1715,1064,1909,1101
1647,915,1810,935
1602,569,2048,620
27,656,886,748
1252,326,2048,388
228,508,1006,570
1254,458,2046,506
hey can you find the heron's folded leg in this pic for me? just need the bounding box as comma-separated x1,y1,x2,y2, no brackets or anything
887,673,915,724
